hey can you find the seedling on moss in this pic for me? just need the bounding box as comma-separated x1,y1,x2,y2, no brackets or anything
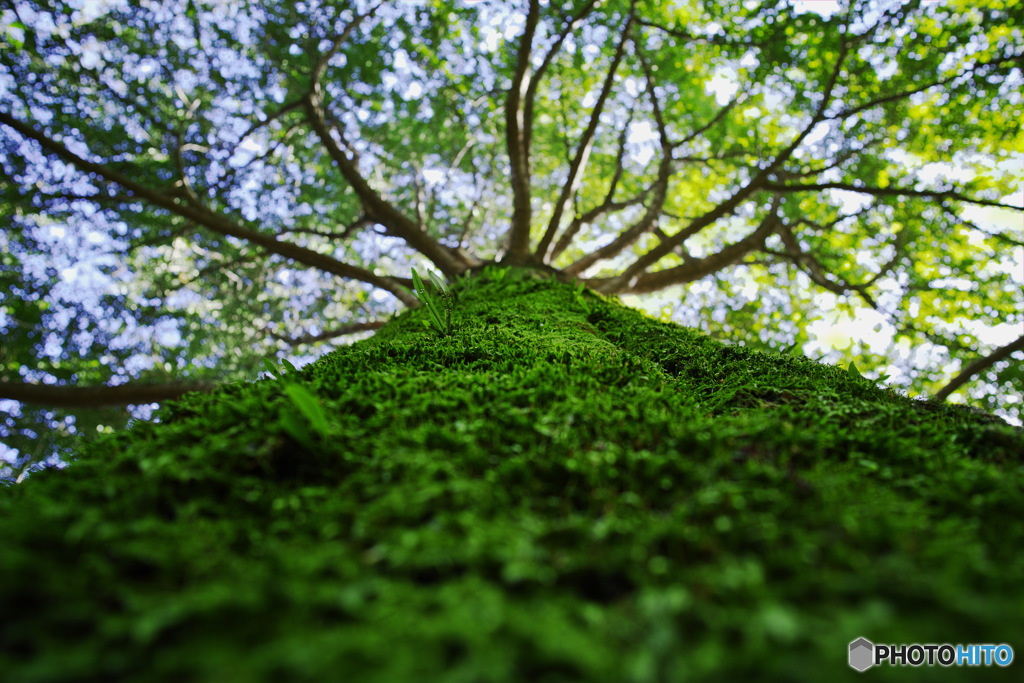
262,357,331,447
411,267,455,337
485,266,509,283
572,280,591,315
848,361,891,389
847,361,863,380
261,357,298,380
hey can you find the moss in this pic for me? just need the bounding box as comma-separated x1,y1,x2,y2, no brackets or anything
2,266,1022,682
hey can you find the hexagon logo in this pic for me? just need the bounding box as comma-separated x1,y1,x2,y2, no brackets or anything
849,637,874,672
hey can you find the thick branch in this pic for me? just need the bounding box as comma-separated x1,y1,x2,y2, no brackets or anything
590,196,783,294
0,109,420,306
536,10,635,263
304,103,469,279
0,380,217,408
935,335,1024,402
504,0,542,263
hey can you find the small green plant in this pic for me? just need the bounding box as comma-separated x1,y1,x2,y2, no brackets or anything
411,267,455,337
485,266,509,284
848,361,891,388
847,361,863,381
262,357,331,447
572,279,591,315
261,357,297,380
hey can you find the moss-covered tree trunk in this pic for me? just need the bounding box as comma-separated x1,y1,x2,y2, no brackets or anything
3,267,1022,682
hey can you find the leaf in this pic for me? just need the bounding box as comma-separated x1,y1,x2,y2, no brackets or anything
410,267,428,297
283,383,330,436
848,362,863,379
411,267,447,334
281,358,298,374
427,271,448,295
262,358,279,380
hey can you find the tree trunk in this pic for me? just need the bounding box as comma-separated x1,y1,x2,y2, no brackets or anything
2,266,1021,681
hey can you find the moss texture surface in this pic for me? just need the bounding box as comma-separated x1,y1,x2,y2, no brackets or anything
2,266,1023,682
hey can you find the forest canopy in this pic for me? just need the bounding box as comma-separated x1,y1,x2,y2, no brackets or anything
1,0,1022,477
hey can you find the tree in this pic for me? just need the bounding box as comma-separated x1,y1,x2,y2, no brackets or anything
2,3,1024,677
4,0,1024,475
1,1,1022,475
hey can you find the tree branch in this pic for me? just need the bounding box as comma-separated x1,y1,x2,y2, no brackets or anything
634,17,763,48
762,181,1023,211
777,222,878,308
832,51,1024,121
0,109,419,306
299,3,474,278
267,320,387,346
938,205,1024,248
590,196,783,294
523,0,602,161
504,0,542,263
535,8,635,263
562,41,672,276
311,4,381,85
554,193,648,266
0,380,217,408
279,215,373,241
675,93,743,149
303,97,470,279
935,335,1024,402
607,36,851,289
546,110,641,263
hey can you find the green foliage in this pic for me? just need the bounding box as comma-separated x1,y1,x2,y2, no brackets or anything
1,0,1022,471
1,272,1021,681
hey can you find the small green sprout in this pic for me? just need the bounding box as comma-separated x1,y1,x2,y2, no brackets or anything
848,361,891,389
572,279,591,315
847,361,863,380
262,357,298,380
411,267,455,337
485,266,509,283
262,356,331,447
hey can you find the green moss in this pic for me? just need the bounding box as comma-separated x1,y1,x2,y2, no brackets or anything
3,266,1022,682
